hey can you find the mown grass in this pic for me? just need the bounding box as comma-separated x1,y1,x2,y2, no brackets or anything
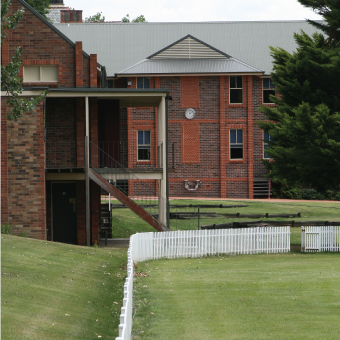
108,199,340,238
1,235,127,340
132,252,340,340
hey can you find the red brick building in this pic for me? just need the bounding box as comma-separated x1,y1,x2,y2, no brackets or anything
1,0,169,244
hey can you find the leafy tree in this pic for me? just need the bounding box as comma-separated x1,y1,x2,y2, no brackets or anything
121,14,147,23
1,0,47,121
25,0,50,19
85,12,105,23
258,1,340,193
297,0,340,44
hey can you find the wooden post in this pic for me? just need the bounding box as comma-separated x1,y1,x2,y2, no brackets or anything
85,97,90,246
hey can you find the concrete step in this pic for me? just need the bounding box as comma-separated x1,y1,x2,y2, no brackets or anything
99,238,130,248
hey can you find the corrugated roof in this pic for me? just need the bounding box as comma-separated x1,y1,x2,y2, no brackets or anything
118,57,263,75
55,21,322,76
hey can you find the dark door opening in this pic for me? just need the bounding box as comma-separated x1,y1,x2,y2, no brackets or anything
98,99,120,167
52,182,77,244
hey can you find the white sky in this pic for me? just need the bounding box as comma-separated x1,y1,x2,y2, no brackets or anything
63,0,322,22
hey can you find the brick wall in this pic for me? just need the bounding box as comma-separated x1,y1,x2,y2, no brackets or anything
8,0,90,88
1,100,9,224
5,100,46,239
122,74,269,198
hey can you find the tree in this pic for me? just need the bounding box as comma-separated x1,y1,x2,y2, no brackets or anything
85,12,105,23
121,14,147,23
297,0,340,44
1,0,47,121
258,0,340,193
25,0,50,19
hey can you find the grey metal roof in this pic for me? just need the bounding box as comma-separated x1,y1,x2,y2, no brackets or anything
117,57,263,75
55,21,322,76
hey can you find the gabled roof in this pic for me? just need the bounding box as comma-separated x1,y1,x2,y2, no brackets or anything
17,0,90,60
55,21,322,76
148,35,231,59
117,35,263,76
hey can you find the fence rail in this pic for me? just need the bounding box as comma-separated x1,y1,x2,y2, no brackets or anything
301,226,340,252
115,227,290,340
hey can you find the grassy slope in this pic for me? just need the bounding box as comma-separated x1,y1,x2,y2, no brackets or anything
1,235,127,340
132,253,340,340
110,199,340,238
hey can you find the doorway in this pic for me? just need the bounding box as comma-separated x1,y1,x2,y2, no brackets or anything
52,182,77,244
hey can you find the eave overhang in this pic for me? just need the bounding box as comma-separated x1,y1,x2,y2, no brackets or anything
1,87,170,108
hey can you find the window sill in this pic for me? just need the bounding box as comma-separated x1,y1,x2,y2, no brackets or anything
228,104,247,108
228,159,246,164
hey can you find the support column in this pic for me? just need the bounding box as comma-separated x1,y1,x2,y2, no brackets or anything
85,96,91,246
157,96,167,226
220,76,226,198
247,76,254,199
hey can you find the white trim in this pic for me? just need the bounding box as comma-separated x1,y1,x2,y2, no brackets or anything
229,75,243,105
229,128,244,160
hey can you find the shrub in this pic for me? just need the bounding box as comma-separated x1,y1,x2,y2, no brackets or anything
1,223,11,234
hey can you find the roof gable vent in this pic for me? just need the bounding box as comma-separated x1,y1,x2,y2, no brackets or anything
149,35,230,60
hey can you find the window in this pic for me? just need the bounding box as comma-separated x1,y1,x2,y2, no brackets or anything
138,131,151,160
263,132,273,159
137,77,150,89
230,76,243,104
263,78,275,103
230,129,243,159
23,66,58,82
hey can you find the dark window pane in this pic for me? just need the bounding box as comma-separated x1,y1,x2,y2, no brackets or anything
107,79,114,88
138,148,150,160
144,131,150,144
230,89,243,103
236,76,242,88
230,147,243,159
138,131,143,145
264,144,269,159
237,129,243,143
269,79,275,89
263,78,269,89
263,89,275,103
230,129,236,143
264,132,269,142
230,76,236,89
144,77,150,89
137,77,144,89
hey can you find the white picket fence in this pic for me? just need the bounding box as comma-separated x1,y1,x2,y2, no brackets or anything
115,227,290,340
301,226,340,252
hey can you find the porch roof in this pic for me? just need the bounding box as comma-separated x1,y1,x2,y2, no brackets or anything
13,87,170,108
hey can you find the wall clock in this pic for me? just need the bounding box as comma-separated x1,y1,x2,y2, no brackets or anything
185,108,196,119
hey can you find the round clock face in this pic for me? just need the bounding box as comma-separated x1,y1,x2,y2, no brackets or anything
185,108,196,120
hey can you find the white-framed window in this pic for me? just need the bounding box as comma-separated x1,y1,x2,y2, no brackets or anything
138,130,151,161
137,77,150,89
230,76,243,104
263,78,275,103
230,129,243,159
263,132,273,159
23,65,58,83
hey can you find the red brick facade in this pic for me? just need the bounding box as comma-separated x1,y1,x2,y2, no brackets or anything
124,74,268,199
1,0,100,244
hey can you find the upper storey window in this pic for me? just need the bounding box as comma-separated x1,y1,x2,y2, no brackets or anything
230,76,243,104
23,66,58,83
137,77,150,89
263,78,275,103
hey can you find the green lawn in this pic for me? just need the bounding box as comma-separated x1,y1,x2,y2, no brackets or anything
1,235,127,340
108,199,340,238
132,253,340,340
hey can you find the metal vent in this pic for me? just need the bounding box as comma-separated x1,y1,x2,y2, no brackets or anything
151,37,227,59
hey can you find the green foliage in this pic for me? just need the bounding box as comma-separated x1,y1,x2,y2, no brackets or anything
121,14,147,23
19,230,28,237
297,0,340,44
1,0,47,121
1,223,11,234
85,12,105,23
25,0,50,18
258,19,340,193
